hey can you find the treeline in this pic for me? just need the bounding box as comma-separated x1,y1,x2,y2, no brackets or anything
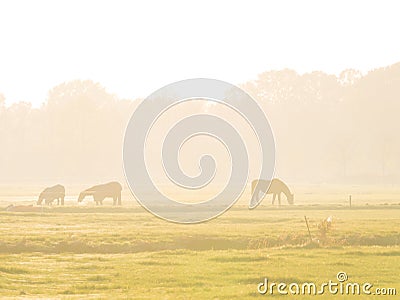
0,63,400,185
241,63,400,184
0,81,138,183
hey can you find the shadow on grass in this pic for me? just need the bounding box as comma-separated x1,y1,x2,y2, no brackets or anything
0,233,399,254
0,266,30,274
209,256,267,263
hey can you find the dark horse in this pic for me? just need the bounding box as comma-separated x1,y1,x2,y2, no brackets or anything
250,178,294,209
78,182,122,205
37,185,65,205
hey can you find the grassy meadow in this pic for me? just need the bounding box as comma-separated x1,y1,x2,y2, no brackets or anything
0,195,399,299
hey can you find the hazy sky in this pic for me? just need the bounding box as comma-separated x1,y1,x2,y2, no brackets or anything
0,0,399,107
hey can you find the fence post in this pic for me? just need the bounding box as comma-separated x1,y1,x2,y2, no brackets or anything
304,216,312,242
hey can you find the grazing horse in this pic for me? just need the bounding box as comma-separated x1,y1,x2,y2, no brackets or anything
250,178,294,209
37,185,65,205
78,181,122,205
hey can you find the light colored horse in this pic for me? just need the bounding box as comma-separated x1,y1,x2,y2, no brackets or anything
78,181,122,205
250,178,294,208
37,184,65,205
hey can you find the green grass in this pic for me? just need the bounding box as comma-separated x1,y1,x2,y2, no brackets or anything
0,248,398,299
0,205,399,299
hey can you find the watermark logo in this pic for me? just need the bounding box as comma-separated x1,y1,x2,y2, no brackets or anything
123,78,275,223
257,272,396,296
336,271,348,282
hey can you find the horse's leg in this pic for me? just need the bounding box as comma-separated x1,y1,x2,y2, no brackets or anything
278,193,281,206
118,192,122,206
272,193,276,205
113,196,117,206
61,196,64,206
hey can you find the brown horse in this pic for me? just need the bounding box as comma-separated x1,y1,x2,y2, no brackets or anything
250,178,294,209
78,182,122,205
37,185,65,205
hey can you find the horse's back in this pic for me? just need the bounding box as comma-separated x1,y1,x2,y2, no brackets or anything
44,184,65,196
269,178,283,191
108,181,122,192
251,179,272,194
270,178,291,194
88,182,122,194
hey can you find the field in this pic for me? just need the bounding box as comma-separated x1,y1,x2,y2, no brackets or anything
0,197,399,299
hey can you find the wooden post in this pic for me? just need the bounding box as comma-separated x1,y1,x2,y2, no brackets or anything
349,195,352,208
304,216,312,242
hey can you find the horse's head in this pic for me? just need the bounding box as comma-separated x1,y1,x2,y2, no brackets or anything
288,193,294,205
37,193,44,205
77,193,85,203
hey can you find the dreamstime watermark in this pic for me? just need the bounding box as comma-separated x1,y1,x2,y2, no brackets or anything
123,78,275,223
257,272,397,296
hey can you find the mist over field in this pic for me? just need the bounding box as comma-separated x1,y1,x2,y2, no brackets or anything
0,63,399,186
1,2,399,299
